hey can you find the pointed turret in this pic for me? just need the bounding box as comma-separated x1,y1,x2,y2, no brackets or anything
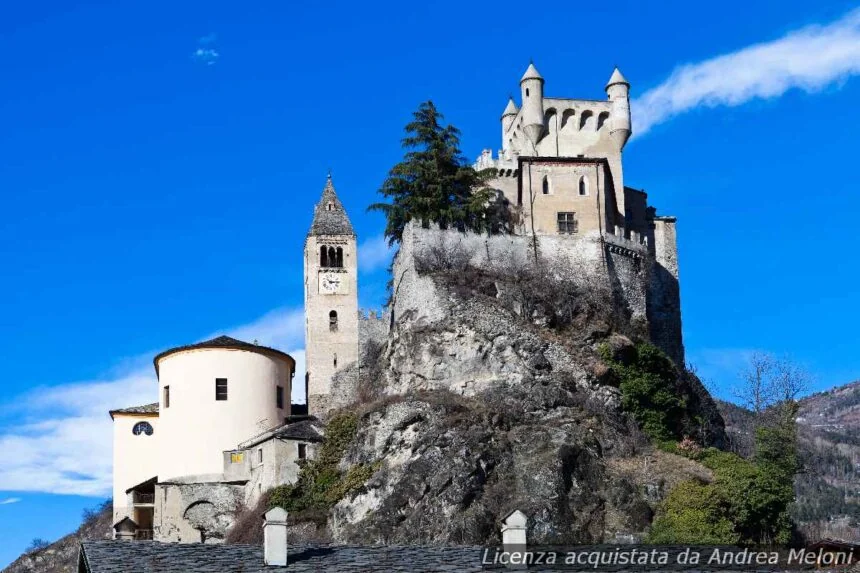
605,67,629,90
308,175,355,236
519,62,545,147
605,67,632,150
501,97,519,118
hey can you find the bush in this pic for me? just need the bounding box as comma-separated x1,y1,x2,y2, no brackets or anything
269,413,378,518
648,448,794,545
601,342,686,442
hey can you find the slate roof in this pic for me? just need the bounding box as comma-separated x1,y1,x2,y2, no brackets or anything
239,418,324,449
78,541,496,572
308,175,355,237
109,402,159,419
152,336,294,376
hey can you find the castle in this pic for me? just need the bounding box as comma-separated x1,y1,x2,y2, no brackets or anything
108,63,682,543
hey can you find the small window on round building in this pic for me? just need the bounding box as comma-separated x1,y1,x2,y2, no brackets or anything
132,421,154,436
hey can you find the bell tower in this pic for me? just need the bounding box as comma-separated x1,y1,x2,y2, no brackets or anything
303,175,359,416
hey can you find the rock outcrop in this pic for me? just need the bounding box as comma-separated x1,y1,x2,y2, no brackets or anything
325,256,725,545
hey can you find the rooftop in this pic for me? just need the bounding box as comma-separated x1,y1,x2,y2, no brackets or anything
152,335,294,376
108,402,159,419
308,175,355,237
78,541,498,572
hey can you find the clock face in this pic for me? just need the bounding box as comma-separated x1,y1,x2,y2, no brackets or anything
319,273,346,294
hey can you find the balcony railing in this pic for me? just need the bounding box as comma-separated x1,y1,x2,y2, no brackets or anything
133,492,154,504
135,529,153,540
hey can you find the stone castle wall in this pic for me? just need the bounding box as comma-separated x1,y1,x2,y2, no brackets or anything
390,221,683,364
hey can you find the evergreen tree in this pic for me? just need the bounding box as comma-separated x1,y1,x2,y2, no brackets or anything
369,101,511,244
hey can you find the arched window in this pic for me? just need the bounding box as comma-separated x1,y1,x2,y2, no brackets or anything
579,177,588,196
320,246,328,267
579,110,594,130
561,109,575,130
326,202,334,211
132,421,154,436
542,176,550,195
329,310,338,332
597,111,610,130
335,247,343,267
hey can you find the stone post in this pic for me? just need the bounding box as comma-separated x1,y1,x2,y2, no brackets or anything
501,510,528,569
263,507,288,566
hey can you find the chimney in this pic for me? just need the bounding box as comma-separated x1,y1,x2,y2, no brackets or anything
501,510,528,569
263,507,288,566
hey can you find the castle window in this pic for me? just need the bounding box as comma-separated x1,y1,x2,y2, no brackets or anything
132,421,154,436
335,247,343,267
333,353,337,368
542,176,550,195
597,111,610,130
320,246,328,267
329,310,338,332
579,177,588,196
579,110,594,130
525,88,530,97
258,449,263,463
215,378,228,401
163,386,170,408
298,443,307,460
276,385,284,409
557,212,578,234
321,245,343,268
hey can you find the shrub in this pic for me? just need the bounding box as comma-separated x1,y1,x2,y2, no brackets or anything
602,342,686,442
269,413,377,518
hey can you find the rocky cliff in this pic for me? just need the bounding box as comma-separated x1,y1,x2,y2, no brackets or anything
324,250,726,545
2,502,111,573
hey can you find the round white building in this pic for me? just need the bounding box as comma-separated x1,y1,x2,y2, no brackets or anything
154,335,294,481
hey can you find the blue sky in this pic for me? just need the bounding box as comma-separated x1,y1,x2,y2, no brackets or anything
1,0,859,565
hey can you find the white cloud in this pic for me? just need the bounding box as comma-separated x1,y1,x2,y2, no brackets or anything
0,497,21,505
358,234,394,274
632,8,860,137
686,347,762,400
192,34,220,66
0,307,306,497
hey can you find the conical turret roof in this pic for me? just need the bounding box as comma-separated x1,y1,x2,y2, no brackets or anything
605,67,629,89
501,97,519,116
308,175,355,237
520,62,543,83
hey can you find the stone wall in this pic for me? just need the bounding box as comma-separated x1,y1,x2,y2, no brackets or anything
390,221,682,363
154,479,244,543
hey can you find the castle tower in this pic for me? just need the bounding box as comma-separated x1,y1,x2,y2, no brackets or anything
501,97,519,149
519,63,544,148
303,175,359,416
605,67,632,150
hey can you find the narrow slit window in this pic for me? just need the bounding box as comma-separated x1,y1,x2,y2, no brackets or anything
163,386,170,408
298,443,307,460
276,386,284,409
579,177,588,196
258,449,263,463
329,310,338,332
333,353,337,368
542,176,550,195
215,378,228,401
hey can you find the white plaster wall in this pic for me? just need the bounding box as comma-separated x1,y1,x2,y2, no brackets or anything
112,414,159,523
156,348,292,481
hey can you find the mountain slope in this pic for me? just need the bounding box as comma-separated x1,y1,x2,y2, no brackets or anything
719,381,860,542
2,502,112,573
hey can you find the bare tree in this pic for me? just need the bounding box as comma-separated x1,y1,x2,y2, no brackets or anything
734,352,809,416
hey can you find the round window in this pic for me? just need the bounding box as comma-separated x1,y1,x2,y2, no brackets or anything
132,421,154,436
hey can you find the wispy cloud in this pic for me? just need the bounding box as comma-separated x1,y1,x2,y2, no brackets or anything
0,497,21,505
191,33,220,66
0,307,305,497
686,347,762,400
632,8,860,137
358,234,394,274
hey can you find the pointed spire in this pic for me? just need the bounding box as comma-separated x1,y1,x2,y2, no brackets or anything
605,67,629,89
520,62,543,84
501,97,519,117
308,175,355,237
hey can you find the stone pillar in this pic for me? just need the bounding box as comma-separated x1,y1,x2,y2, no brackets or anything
263,507,288,566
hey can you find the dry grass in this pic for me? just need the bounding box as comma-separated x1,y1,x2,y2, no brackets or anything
606,449,713,493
